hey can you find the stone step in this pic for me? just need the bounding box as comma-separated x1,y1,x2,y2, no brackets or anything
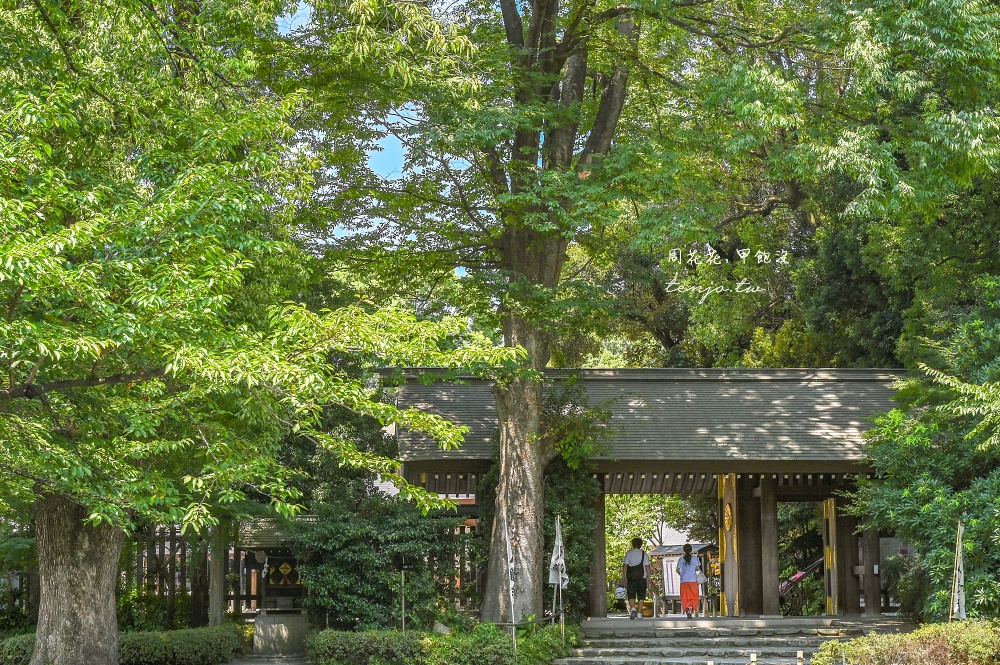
573,646,823,658
584,637,837,648
582,617,844,632
568,618,915,664
555,658,811,665
581,627,854,639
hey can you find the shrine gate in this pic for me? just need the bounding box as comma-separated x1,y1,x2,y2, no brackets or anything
394,368,902,617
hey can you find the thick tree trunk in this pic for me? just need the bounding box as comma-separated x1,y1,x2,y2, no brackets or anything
25,566,39,624
481,373,549,623
30,493,126,665
481,232,564,622
479,3,635,624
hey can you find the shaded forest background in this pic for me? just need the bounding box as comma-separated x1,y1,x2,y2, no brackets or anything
3,0,1000,660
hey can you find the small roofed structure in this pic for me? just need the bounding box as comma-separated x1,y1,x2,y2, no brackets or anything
648,543,719,616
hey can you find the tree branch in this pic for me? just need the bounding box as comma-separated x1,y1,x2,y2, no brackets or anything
499,0,525,49
579,14,638,165
24,357,44,387
7,284,24,323
558,0,597,56
31,0,116,108
543,50,588,170
0,369,164,401
714,195,792,232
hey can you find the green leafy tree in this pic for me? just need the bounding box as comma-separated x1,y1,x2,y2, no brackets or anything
293,498,466,630
854,276,1000,620
0,1,513,662
287,405,469,630
555,0,1000,371
272,0,1000,621
605,494,686,589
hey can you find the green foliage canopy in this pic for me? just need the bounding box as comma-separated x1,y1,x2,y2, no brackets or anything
0,0,515,532
855,277,1000,619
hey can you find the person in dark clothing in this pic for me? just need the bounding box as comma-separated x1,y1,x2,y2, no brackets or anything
621,537,654,619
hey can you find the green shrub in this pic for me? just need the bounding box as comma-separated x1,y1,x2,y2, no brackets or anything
308,623,579,665
424,623,513,665
0,633,32,665
812,619,1000,665
231,621,253,651
306,628,426,665
0,624,241,665
293,488,468,629
515,624,578,665
119,624,242,665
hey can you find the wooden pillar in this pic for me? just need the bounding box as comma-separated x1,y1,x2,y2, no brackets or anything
759,475,780,616
736,475,763,615
180,540,187,594
146,530,156,591
167,526,177,627
189,537,209,627
836,504,861,615
233,548,242,616
822,498,838,615
588,479,607,618
719,473,744,617
862,527,882,616
157,528,166,598
719,473,739,616
209,523,227,626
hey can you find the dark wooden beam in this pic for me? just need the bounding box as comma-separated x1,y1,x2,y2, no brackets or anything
588,482,607,618
862,527,882,617
737,475,763,615
836,504,861,615
759,475,780,615
753,484,856,499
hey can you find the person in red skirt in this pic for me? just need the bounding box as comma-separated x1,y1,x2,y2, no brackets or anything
675,543,702,618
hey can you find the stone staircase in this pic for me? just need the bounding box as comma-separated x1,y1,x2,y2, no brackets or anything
554,617,915,665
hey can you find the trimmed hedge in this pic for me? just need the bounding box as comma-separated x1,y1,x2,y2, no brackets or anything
423,625,514,665
0,624,242,665
307,624,577,665
812,620,1000,665
307,628,426,665
0,634,32,665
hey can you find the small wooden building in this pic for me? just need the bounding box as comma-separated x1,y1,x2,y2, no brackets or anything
394,368,902,617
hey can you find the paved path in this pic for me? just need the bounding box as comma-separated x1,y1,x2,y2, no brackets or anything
229,656,310,665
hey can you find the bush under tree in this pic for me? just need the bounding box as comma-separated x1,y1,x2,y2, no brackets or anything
0,625,241,665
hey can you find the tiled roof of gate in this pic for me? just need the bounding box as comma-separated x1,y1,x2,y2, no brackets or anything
394,368,902,463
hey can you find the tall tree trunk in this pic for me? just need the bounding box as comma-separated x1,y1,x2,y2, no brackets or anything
481,232,565,622
481,372,549,622
30,493,126,665
479,3,635,623
25,565,39,625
